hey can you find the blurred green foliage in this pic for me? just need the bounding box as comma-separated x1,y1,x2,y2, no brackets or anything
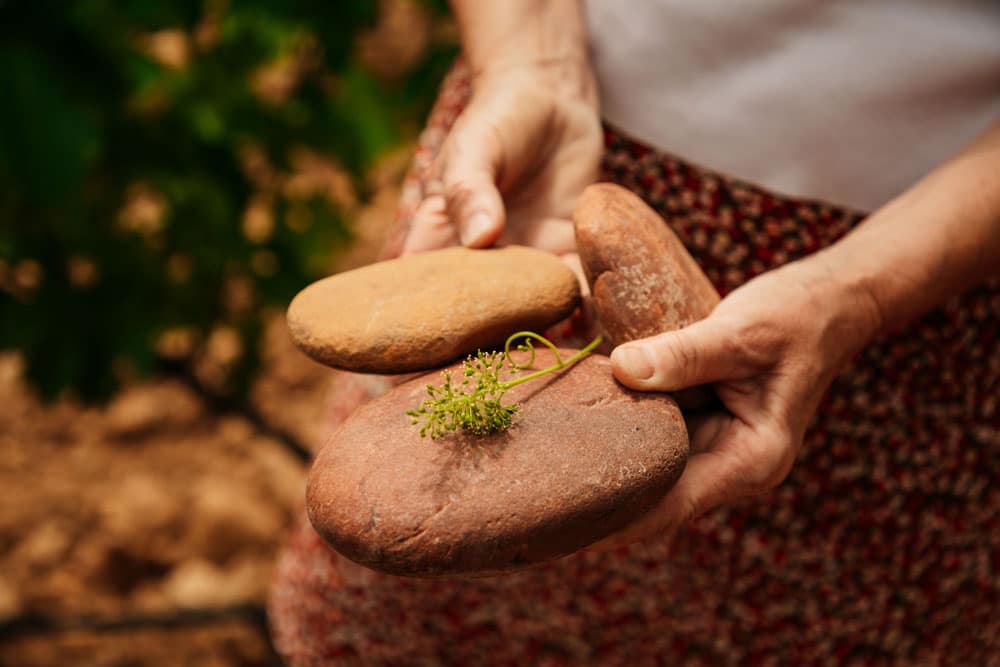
0,0,456,399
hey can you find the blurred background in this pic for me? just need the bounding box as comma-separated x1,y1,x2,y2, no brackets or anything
0,1,455,663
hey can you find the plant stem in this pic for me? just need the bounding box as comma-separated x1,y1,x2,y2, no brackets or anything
500,334,603,389
407,332,605,438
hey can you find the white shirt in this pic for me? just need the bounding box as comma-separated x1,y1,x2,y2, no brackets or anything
585,0,1000,211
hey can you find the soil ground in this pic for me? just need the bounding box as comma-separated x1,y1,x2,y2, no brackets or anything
0,186,400,667
0,317,321,666
0,2,445,662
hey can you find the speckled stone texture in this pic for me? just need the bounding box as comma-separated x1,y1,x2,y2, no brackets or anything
287,246,580,374
574,182,720,345
306,348,687,578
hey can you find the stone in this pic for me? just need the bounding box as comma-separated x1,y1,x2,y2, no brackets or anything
573,183,720,345
306,348,688,578
574,183,721,408
287,246,581,374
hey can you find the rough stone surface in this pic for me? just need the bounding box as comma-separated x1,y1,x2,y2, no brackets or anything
306,348,688,577
573,183,720,345
287,246,581,374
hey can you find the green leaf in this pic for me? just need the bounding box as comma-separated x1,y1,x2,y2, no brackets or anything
0,47,101,197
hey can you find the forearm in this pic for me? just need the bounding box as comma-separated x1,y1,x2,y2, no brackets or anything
450,0,592,91
817,120,1000,336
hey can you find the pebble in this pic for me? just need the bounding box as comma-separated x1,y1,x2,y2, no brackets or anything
574,183,721,408
573,183,720,345
287,246,581,374
306,348,687,577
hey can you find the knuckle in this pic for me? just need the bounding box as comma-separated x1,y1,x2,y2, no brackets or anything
755,454,794,492
745,428,798,493
443,179,473,203
443,181,489,221
728,319,779,368
679,493,704,525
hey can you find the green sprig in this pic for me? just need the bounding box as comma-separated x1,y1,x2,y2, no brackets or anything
406,331,603,438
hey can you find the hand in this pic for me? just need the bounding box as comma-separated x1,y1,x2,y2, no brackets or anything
594,255,883,549
402,61,603,256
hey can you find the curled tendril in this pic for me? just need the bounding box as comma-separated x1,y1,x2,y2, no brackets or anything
408,331,603,438
504,331,564,370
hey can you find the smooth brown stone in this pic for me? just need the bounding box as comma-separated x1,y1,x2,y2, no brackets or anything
573,184,721,409
287,246,580,374
306,348,688,577
573,183,720,345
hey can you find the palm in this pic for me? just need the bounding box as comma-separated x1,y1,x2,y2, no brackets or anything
405,68,601,257
495,96,602,254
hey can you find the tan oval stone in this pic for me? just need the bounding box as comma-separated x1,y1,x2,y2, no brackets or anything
306,348,688,578
287,246,580,374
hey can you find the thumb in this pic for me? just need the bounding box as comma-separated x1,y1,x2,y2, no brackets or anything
610,317,749,392
440,121,506,248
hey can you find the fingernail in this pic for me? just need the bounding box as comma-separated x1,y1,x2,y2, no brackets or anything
460,212,492,246
614,346,654,380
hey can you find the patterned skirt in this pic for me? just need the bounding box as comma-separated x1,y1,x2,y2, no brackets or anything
268,64,1000,666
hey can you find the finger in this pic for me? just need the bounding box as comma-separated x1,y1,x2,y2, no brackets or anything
401,195,458,255
423,173,444,198
559,252,590,295
683,411,728,454
610,317,755,392
440,123,506,248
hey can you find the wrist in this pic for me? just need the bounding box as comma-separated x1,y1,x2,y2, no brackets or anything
817,119,1000,334
473,59,598,107
784,251,884,364
452,0,594,102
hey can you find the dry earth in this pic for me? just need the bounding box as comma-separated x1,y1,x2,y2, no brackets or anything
0,180,401,667
0,314,327,666
0,0,446,662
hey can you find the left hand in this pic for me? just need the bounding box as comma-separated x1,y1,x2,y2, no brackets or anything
401,61,602,257
593,254,882,549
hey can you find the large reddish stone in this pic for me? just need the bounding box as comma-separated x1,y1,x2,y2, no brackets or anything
306,348,687,577
287,246,580,374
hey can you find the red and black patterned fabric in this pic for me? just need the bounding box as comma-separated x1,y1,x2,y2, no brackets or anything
268,64,1000,666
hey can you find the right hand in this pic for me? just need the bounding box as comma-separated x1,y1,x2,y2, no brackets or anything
402,60,603,257
593,254,883,549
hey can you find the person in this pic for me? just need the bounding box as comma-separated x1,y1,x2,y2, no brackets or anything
269,2,1000,663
